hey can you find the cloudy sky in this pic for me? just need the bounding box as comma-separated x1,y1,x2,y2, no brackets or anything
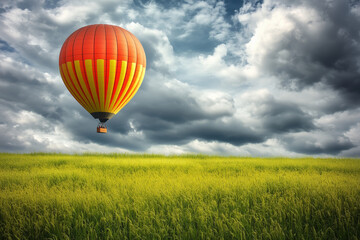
0,0,359,156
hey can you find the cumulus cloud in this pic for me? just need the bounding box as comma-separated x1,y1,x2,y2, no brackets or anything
0,0,359,156
125,22,176,73
236,0,360,104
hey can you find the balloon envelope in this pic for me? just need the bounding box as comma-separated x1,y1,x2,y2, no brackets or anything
59,24,146,123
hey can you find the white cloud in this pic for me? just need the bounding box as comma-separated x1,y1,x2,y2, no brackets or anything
147,144,188,155
176,1,230,41
125,22,176,73
237,3,325,81
196,90,234,116
345,123,360,145
178,43,256,87
49,2,99,24
147,138,302,157
316,109,360,132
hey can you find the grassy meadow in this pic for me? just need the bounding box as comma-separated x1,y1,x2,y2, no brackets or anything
0,153,359,239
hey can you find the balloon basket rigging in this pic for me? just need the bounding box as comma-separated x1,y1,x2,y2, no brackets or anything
97,123,107,133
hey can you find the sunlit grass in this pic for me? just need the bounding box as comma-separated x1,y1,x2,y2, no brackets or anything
0,153,359,239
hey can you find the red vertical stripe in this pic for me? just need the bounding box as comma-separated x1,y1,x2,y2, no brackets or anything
131,32,145,67
94,24,106,59
65,32,76,62
114,26,128,62
82,25,96,59
73,27,87,61
105,25,117,60
59,37,68,65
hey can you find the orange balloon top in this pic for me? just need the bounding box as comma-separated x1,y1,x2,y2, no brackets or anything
59,24,146,67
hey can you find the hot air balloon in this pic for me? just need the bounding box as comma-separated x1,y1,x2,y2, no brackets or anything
59,24,146,133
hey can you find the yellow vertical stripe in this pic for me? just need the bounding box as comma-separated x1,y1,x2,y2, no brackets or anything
109,61,127,111
115,66,146,113
97,59,105,111
66,62,94,113
74,60,97,111
114,65,143,113
60,68,73,98
105,60,116,111
61,64,89,110
125,66,145,104
85,59,100,110
113,62,136,111
61,59,146,115
126,65,143,100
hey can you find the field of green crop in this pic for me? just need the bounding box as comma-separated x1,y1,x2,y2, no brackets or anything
0,153,359,239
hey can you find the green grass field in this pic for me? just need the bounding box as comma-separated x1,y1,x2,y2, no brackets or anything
0,153,359,239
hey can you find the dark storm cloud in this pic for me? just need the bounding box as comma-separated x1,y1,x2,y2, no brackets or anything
258,98,314,133
187,119,264,145
63,117,149,151
122,96,264,145
240,90,315,134
0,55,64,121
95,72,239,146
142,119,264,145
130,84,233,124
247,0,360,105
106,74,262,147
52,94,149,151
280,133,354,155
